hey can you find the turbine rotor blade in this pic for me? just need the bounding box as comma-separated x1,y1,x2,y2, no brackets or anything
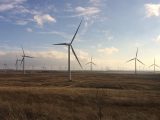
70,19,83,45
155,64,160,68
53,43,68,45
21,46,25,56
86,62,91,65
137,59,145,65
136,48,138,58
149,64,154,68
126,58,135,63
25,56,34,58
71,45,83,69
21,57,24,65
92,62,96,65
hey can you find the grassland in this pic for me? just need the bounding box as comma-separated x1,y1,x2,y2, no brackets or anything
0,71,159,120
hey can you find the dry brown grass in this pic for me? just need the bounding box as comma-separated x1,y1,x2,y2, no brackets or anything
0,71,159,120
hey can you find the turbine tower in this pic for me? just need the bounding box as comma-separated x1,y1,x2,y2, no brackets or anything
86,57,96,71
149,58,160,72
3,64,7,73
21,47,33,74
53,20,83,81
126,48,145,74
15,56,21,71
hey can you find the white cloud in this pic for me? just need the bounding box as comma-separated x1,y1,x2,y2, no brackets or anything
74,6,100,34
89,0,101,6
76,50,90,60
154,35,160,43
65,3,73,12
0,0,26,12
98,47,119,55
0,49,67,60
134,42,144,47
34,14,56,26
102,30,114,41
26,28,33,32
16,20,28,25
38,31,83,42
145,3,160,17
28,50,67,60
38,31,72,40
75,6,100,16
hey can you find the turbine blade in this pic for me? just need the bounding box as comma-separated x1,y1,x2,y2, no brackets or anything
126,58,135,63
25,56,34,58
155,64,160,68
20,57,24,65
71,45,83,69
92,62,96,65
137,59,145,65
21,46,25,56
149,64,154,68
53,43,68,45
136,48,138,58
86,62,91,65
70,19,83,45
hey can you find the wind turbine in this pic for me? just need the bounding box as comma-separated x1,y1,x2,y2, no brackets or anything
53,20,83,81
21,47,33,74
126,48,145,74
149,58,160,72
15,56,21,71
3,64,7,73
86,57,96,71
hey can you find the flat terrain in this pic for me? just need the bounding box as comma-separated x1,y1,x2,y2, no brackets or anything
0,71,159,120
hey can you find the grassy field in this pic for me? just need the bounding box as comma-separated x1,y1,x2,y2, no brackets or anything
0,71,159,120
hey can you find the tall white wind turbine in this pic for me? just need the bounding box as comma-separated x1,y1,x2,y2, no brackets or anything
86,57,96,71
126,48,145,74
21,47,33,74
53,20,83,81
149,58,160,72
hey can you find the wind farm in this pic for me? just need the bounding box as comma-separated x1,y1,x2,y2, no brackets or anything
0,30,159,120
0,0,160,120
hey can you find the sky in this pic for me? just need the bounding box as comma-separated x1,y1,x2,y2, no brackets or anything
0,0,160,71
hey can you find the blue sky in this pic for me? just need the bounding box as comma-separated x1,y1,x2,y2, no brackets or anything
0,0,160,70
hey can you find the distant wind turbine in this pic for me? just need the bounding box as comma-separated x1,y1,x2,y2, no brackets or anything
149,58,160,72
15,56,21,71
126,48,145,74
3,63,7,73
21,47,34,74
53,19,83,81
86,57,96,71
